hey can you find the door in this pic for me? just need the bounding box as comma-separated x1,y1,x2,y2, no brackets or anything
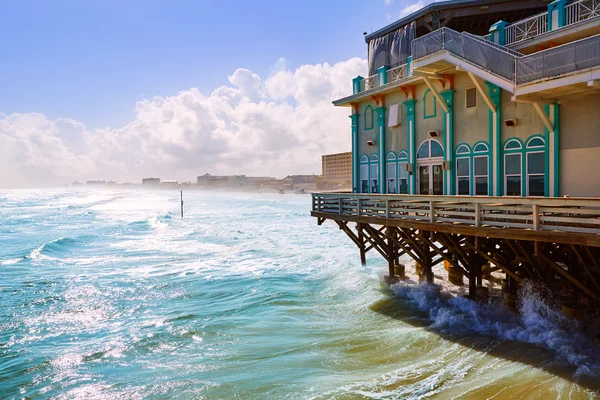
418,164,444,195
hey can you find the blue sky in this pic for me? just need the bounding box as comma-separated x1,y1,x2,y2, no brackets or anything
0,0,427,128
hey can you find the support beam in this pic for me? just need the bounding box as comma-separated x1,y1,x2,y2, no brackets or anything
532,103,554,133
588,80,600,89
418,75,450,113
467,71,496,112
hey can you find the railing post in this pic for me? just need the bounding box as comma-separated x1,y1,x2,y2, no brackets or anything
489,20,508,45
548,0,566,31
533,204,540,231
338,198,342,215
441,28,446,50
386,199,390,219
352,76,364,94
430,201,436,223
357,198,362,217
317,196,321,212
475,202,481,227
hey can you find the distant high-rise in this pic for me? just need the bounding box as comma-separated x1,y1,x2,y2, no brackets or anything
142,177,161,185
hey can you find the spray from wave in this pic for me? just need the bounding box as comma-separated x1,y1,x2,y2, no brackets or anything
389,279,600,378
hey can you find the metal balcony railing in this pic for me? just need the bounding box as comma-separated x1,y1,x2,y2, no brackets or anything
504,12,548,46
386,64,408,84
516,32,600,84
412,28,519,81
566,0,600,27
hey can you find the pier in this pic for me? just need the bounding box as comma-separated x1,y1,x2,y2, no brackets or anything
312,193,600,303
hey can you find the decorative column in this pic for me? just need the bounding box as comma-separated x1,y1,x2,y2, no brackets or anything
544,103,560,197
485,82,501,196
407,56,412,77
489,20,508,45
404,99,417,194
441,90,455,195
352,76,364,95
351,112,360,193
548,0,566,31
376,106,386,194
378,66,389,86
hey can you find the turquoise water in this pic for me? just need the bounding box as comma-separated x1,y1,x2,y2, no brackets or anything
1,189,600,399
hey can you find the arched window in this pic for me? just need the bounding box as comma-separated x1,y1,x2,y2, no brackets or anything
364,105,374,130
526,136,545,196
455,144,471,195
417,139,444,160
423,89,437,119
386,153,397,194
360,155,369,193
472,142,489,196
370,154,379,193
398,151,409,194
504,139,524,196
505,139,522,150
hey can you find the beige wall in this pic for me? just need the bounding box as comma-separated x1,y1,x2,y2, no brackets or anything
560,147,600,197
500,92,545,144
415,84,445,151
453,73,489,147
384,91,407,154
357,100,378,157
560,93,600,150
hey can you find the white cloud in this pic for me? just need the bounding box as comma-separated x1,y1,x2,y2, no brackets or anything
400,1,431,17
385,0,394,5
0,58,367,188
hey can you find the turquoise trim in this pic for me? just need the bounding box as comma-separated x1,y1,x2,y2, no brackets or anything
485,82,501,196
553,104,560,197
441,90,455,195
548,0,566,31
473,141,489,153
423,89,437,119
352,76,364,95
404,99,417,194
454,142,491,196
351,114,359,193
364,105,374,130
407,56,412,76
378,66,389,86
543,105,551,197
376,106,386,193
489,20,508,45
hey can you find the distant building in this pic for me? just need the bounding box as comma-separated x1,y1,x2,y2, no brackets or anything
197,174,274,188
322,152,352,185
86,180,106,185
142,177,161,186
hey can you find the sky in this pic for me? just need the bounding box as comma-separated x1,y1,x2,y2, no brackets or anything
0,0,437,187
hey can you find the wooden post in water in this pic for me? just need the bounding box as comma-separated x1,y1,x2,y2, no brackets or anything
358,223,367,266
423,231,434,283
180,191,184,218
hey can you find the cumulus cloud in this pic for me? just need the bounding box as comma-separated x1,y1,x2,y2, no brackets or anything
0,58,367,188
400,1,432,17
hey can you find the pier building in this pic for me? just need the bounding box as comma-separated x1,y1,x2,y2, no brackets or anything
313,0,600,305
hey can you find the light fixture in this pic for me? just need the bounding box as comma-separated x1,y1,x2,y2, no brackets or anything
428,131,439,137
504,119,518,127
367,140,376,146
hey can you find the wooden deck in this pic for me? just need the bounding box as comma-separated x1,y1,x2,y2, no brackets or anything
311,193,600,303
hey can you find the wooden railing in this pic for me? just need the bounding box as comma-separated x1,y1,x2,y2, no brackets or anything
312,193,600,235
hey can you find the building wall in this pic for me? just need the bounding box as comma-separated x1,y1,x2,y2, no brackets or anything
500,92,545,144
384,91,407,153
322,152,352,182
357,100,379,158
453,74,489,147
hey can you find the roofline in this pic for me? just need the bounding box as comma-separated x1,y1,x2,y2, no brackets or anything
364,0,540,43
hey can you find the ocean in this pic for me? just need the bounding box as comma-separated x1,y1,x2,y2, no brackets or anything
1,189,599,399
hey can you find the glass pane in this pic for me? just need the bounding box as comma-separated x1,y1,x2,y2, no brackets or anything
458,177,470,195
456,158,469,177
475,177,488,195
431,141,444,158
474,143,488,153
529,175,545,196
527,152,545,174
506,176,521,196
505,140,522,150
370,165,378,194
387,163,396,179
432,165,444,195
399,179,408,194
360,155,369,163
419,166,429,195
505,154,521,175
456,145,469,154
360,165,368,181
361,180,369,193
417,143,430,159
387,179,396,194
370,154,379,162
372,180,379,193
398,162,407,179
398,151,408,160
386,153,396,161
527,138,544,148
474,156,488,176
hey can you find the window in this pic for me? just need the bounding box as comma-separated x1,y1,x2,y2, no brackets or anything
527,152,545,196
370,154,379,193
386,153,397,194
364,105,374,130
417,139,444,160
466,87,477,109
505,153,522,196
474,156,488,195
424,89,437,119
456,157,470,195
360,155,369,193
398,151,409,194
